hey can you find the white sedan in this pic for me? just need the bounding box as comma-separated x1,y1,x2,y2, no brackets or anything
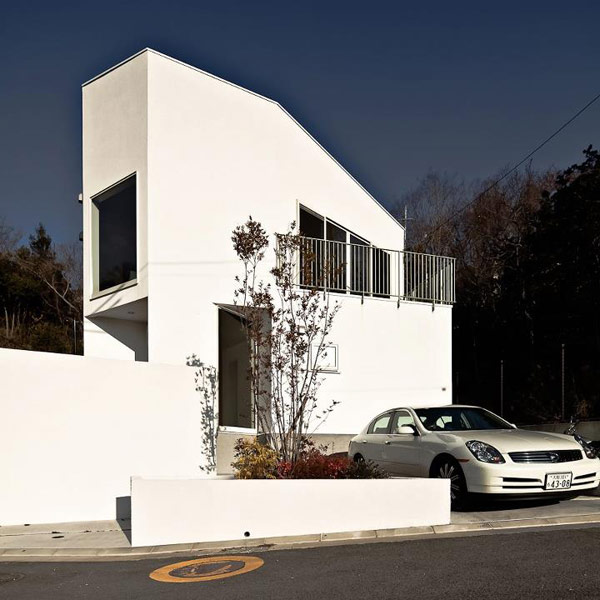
348,405,600,506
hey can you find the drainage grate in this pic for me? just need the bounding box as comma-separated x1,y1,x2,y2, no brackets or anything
0,573,24,584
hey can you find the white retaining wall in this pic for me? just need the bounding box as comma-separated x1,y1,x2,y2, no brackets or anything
0,349,209,526
131,476,451,547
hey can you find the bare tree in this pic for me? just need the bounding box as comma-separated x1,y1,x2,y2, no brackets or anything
57,242,83,291
12,227,81,320
0,218,20,253
391,171,468,254
232,217,341,463
0,222,82,353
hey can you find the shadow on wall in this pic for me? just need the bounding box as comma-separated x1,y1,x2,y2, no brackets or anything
116,496,132,545
186,355,218,474
90,316,148,361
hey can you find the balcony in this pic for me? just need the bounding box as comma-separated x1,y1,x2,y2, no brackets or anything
279,236,456,305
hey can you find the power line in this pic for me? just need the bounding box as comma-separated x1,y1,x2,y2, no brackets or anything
420,89,600,244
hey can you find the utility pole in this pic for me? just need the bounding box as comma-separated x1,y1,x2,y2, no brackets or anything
500,359,504,417
401,206,414,242
561,343,565,421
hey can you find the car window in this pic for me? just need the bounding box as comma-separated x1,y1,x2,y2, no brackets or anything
415,407,512,431
390,410,416,433
433,414,467,430
368,412,393,434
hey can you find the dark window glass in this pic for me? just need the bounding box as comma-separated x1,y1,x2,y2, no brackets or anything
372,247,390,297
326,221,347,291
299,207,324,239
300,207,324,287
298,207,379,297
350,234,369,295
219,309,253,428
93,176,137,292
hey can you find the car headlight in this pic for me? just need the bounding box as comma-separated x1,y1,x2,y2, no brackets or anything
466,440,505,464
574,434,598,459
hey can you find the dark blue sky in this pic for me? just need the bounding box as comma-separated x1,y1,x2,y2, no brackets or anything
1,1,599,244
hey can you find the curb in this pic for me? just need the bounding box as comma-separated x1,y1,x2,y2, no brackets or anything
2,514,600,562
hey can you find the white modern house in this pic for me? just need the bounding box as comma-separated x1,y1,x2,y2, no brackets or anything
82,48,454,443
2,48,454,528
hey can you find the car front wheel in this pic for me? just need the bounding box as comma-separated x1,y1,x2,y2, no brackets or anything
433,457,468,509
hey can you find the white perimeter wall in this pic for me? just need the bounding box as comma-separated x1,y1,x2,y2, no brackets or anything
0,349,208,526
132,477,450,547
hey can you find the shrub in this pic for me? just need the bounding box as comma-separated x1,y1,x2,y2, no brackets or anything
231,438,279,479
232,437,388,480
277,444,389,479
341,457,389,479
277,449,347,479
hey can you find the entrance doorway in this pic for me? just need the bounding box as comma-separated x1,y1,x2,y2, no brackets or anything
218,308,253,429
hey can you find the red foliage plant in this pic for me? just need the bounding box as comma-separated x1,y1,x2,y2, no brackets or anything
276,443,388,480
278,448,350,479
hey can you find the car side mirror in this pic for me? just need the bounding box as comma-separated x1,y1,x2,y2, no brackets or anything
397,425,418,435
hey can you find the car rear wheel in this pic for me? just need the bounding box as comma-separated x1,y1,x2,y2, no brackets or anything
353,453,365,463
433,457,468,509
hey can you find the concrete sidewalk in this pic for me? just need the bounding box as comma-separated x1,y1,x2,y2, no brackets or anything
0,520,131,550
1,496,599,561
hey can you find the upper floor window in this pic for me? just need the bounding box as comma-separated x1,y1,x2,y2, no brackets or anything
297,205,390,297
92,175,137,293
299,206,324,239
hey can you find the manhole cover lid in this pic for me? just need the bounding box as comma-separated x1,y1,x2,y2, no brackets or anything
150,555,264,583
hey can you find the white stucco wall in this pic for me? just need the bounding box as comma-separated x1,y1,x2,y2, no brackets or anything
144,49,404,368
80,49,453,435
131,476,450,547
0,349,208,526
144,50,451,431
82,51,149,359
318,300,452,433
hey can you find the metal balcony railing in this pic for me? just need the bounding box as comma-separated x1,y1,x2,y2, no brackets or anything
281,236,456,305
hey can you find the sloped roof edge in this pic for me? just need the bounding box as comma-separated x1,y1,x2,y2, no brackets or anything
82,48,403,230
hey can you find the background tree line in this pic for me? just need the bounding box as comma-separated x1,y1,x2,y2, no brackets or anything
0,220,82,354
394,146,600,424
1,147,598,424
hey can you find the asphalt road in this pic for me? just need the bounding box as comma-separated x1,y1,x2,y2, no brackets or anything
2,526,600,600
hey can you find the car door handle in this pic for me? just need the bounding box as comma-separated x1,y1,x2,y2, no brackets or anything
385,440,391,445
360,440,367,443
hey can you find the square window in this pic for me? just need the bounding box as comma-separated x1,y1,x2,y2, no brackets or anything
310,342,339,372
92,175,137,292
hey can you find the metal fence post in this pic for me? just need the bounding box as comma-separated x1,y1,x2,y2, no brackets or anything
561,343,565,421
500,359,504,417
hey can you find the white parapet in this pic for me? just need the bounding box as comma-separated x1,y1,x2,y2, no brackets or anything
0,348,212,526
131,476,450,547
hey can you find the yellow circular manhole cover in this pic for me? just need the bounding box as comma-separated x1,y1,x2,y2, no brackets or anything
149,555,264,583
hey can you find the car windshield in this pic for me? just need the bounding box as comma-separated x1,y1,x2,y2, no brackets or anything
414,407,512,431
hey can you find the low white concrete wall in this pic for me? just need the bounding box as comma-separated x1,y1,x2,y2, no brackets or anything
0,349,211,526
131,477,450,547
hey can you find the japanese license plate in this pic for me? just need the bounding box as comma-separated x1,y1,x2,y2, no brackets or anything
545,472,572,490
